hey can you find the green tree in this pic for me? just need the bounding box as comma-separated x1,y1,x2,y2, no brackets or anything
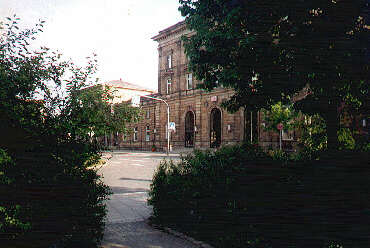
263,102,297,133
179,0,369,150
58,84,141,143
0,16,138,247
262,102,298,149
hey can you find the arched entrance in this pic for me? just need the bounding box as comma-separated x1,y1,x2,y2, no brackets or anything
185,111,195,147
210,108,221,148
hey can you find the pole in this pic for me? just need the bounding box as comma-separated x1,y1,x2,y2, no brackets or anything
279,129,282,150
136,95,170,156
250,111,253,143
167,105,170,156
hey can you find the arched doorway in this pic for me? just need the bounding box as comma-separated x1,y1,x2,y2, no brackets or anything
185,111,195,147
210,108,221,148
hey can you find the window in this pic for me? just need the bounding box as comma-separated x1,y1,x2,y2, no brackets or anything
133,127,138,141
166,79,172,94
146,126,150,141
167,54,172,69
146,110,150,119
282,129,294,140
186,73,193,90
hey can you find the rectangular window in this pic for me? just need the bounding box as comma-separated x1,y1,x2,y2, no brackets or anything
146,126,150,141
166,79,172,94
133,127,138,141
167,54,172,69
186,73,193,90
282,129,294,140
146,110,150,119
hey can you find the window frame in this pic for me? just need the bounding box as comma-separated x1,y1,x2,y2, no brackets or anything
282,129,294,141
166,79,172,94
145,126,150,141
133,127,138,141
167,54,172,69
186,73,193,90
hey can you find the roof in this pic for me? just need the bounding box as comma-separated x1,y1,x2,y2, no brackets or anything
140,93,161,104
104,79,155,93
151,20,186,41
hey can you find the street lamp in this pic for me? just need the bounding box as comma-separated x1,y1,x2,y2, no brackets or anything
132,95,170,156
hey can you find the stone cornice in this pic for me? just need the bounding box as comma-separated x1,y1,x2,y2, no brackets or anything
151,21,187,43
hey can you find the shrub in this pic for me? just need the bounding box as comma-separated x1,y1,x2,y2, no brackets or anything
148,144,370,248
0,143,111,248
338,127,356,150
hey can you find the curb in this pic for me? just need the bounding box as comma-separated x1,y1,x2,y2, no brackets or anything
149,222,214,248
101,152,113,160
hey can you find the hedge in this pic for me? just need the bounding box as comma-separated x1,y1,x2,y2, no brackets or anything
148,144,370,247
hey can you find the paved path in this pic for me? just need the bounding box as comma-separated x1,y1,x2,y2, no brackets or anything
98,151,198,248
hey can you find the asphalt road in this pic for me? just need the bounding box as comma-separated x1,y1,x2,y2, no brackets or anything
98,151,198,248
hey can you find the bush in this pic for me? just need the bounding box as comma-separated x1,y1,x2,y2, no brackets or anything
0,142,111,248
338,128,356,150
148,144,370,248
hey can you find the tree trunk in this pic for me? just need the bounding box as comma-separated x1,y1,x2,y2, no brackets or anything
325,101,340,152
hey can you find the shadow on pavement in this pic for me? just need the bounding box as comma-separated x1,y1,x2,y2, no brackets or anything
102,221,197,248
109,186,149,194
119,177,152,182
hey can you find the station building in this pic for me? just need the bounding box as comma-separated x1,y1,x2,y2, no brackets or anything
115,21,369,151
116,21,282,151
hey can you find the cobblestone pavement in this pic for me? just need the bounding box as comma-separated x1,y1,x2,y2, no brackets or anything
98,151,198,248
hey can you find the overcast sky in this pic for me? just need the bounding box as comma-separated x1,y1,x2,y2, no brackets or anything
0,0,184,91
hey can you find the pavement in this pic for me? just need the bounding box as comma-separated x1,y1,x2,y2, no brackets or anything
98,150,199,248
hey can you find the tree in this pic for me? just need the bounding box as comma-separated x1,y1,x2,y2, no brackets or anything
179,0,369,150
58,85,141,144
0,16,139,247
262,102,298,149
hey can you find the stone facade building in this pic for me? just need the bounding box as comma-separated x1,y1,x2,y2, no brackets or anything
118,21,270,151
114,21,368,152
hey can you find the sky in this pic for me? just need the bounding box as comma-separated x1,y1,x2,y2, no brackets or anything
0,0,184,91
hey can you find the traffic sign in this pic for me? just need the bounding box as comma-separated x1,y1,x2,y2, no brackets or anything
277,123,284,130
169,122,176,131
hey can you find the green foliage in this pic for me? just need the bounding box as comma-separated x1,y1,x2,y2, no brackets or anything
262,102,298,134
295,114,327,156
361,142,370,152
338,128,356,150
179,0,369,149
149,144,369,247
61,85,141,140
0,17,116,247
0,150,32,236
268,149,289,163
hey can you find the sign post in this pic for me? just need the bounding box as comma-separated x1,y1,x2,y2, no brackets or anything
277,123,283,150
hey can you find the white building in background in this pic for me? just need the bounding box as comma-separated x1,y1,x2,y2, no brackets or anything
103,79,155,104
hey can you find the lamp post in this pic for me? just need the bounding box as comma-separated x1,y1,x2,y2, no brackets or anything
132,95,170,156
